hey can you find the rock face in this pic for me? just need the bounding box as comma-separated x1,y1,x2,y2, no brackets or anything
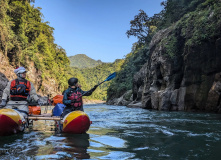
0,72,9,103
109,5,221,113
129,25,221,112
106,90,133,106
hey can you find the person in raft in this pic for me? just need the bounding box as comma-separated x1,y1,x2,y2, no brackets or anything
62,77,98,118
0,66,42,118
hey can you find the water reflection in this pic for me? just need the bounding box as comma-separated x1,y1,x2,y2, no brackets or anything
91,135,125,148
0,104,221,160
34,134,90,159
61,134,90,159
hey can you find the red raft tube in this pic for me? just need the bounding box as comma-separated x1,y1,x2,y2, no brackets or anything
0,108,25,136
61,111,91,134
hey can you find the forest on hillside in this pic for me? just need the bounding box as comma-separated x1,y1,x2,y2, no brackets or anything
68,58,124,100
69,54,103,69
0,0,123,100
0,0,70,92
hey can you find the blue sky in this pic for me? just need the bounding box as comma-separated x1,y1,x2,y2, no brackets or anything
33,0,163,62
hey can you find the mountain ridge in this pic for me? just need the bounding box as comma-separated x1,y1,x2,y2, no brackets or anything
69,54,104,68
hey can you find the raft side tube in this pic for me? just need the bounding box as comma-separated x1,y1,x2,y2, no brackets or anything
0,109,24,136
62,111,91,134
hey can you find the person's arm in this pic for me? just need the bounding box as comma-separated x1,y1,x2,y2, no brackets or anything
78,85,98,96
63,90,72,105
2,81,11,100
29,82,39,102
0,81,11,107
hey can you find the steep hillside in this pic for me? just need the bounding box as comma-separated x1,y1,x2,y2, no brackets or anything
69,54,103,68
0,0,72,99
0,0,123,102
107,0,221,113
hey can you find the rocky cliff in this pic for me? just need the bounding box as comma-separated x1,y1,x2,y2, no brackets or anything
129,27,221,113
108,3,221,113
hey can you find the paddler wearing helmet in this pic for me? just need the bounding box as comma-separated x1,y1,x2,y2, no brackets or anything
62,77,98,118
0,66,42,118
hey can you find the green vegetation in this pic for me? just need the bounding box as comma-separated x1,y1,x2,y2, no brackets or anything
107,0,221,100
69,54,103,68
70,58,124,100
0,0,71,92
178,0,221,47
159,0,221,55
0,0,122,100
1,0,219,102
161,33,179,59
107,43,149,100
69,0,221,101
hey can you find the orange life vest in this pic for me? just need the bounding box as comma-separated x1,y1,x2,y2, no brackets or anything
10,79,31,101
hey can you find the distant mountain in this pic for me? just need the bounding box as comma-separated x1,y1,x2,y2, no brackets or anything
69,54,103,68
71,58,124,100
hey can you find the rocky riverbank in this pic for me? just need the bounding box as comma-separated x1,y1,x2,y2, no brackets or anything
83,99,105,104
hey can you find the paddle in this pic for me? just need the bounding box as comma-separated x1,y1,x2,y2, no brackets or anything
97,72,116,86
80,72,116,97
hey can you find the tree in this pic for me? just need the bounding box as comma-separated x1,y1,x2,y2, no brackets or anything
126,10,161,44
126,10,150,43
0,0,16,57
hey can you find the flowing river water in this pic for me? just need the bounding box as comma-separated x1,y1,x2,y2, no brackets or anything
0,104,221,160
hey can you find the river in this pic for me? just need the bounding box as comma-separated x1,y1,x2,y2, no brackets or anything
0,104,221,159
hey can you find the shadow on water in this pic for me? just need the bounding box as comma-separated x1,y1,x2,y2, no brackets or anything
0,104,221,159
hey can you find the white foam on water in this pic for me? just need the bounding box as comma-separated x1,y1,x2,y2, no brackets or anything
87,149,105,153
91,135,126,148
160,129,174,136
99,151,136,160
133,146,149,150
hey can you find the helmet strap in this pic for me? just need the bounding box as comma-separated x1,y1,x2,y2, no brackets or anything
70,85,76,88
17,73,25,79
17,73,21,78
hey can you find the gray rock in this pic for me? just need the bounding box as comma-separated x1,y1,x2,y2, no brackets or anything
151,91,160,110
159,90,172,111
0,72,9,103
127,101,142,108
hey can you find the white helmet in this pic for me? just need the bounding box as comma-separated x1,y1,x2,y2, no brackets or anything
14,66,27,74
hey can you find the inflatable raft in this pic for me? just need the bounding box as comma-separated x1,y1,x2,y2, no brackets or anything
60,111,91,134
0,107,91,136
0,108,26,136
27,110,91,134
52,103,91,134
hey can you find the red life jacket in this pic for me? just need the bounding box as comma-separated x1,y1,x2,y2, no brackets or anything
67,90,83,108
10,79,31,101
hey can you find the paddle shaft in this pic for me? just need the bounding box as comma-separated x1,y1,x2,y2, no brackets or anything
77,80,105,99
28,116,61,120
73,72,116,99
